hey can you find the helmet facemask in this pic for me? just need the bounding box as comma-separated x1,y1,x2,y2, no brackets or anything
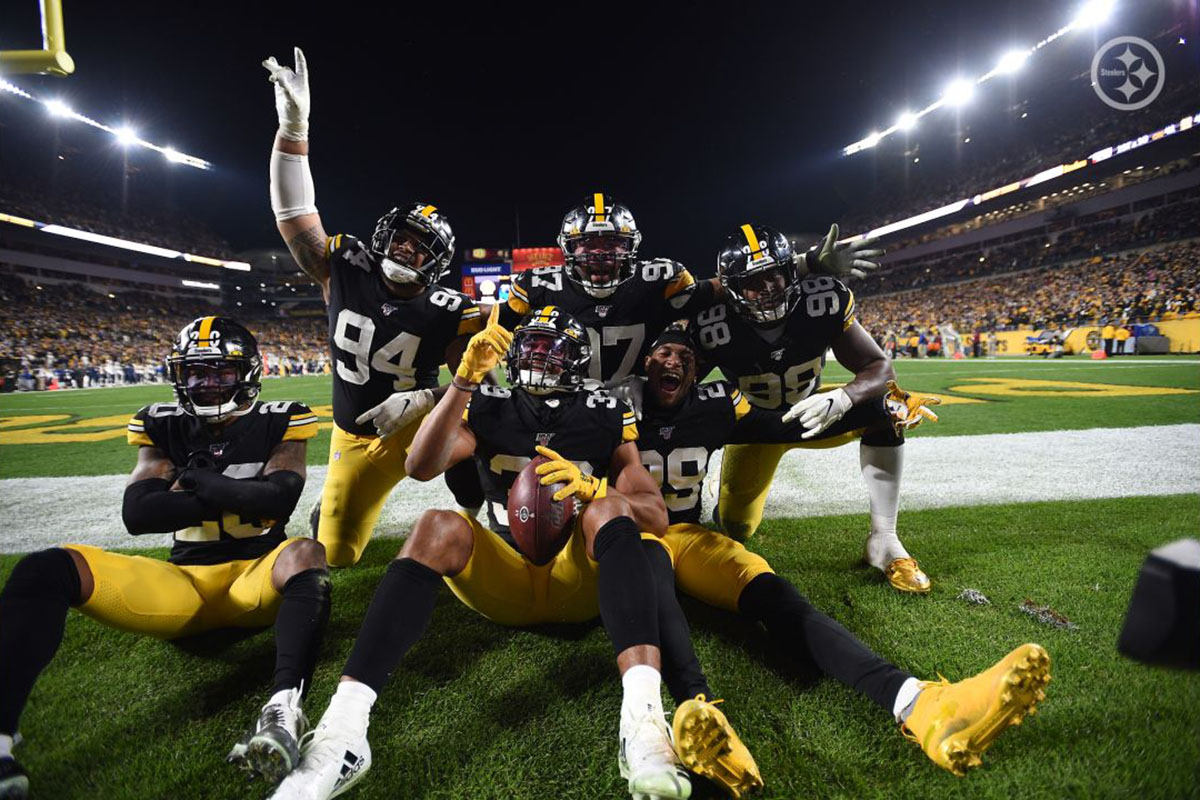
168,356,259,422
563,233,638,298
506,308,592,394
371,205,455,286
725,264,797,325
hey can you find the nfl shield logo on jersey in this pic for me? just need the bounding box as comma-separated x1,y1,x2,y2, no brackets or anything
381,303,398,316
535,432,556,446
770,348,786,361
595,305,612,319
659,426,675,441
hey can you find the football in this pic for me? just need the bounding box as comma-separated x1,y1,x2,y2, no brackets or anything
507,454,579,565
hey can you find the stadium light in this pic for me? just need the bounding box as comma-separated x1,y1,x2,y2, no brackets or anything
114,125,139,147
181,279,220,290
897,112,918,131
996,49,1030,74
1071,0,1116,29
44,98,72,117
942,79,974,107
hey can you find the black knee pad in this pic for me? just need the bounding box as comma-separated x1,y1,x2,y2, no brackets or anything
1,548,83,606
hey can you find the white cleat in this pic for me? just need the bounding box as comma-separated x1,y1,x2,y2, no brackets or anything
619,706,692,800
268,703,371,800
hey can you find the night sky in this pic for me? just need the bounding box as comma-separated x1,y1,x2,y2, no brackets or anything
1,1,1194,274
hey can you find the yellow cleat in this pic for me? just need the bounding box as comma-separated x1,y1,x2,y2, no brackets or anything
672,696,763,798
902,643,1051,776
885,557,931,594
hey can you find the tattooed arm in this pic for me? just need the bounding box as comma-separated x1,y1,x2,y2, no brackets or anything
273,135,331,303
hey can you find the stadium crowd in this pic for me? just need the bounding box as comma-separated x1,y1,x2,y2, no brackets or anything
856,239,1200,341
0,275,327,391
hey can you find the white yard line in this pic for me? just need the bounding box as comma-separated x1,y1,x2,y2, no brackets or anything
1,424,1196,554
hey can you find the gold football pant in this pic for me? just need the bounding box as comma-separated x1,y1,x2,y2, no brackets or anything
661,523,774,611
444,511,669,626
64,539,300,639
317,420,423,567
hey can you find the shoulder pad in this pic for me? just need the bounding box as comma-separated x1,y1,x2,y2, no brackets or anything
327,234,372,272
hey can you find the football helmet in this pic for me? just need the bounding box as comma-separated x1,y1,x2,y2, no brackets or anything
166,316,262,422
717,224,798,325
506,306,591,393
557,193,642,298
369,202,455,286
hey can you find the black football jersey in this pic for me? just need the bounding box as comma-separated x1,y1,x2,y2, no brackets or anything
637,381,752,526
125,400,319,566
326,234,483,435
693,276,856,411
463,385,638,541
501,260,714,387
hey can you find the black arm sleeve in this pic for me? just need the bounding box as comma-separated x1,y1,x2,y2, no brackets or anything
122,478,215,535
185,469,305,521
726,406,809,445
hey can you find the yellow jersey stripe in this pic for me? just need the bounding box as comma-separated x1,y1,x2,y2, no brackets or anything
461,306,481,318
621,422,639,443
457,315,486,337
740,224,765,261
843,291,857,330
127,430,154,446
282,420,319,442
730,388,751,421
507,294,531,316
510,280,530,301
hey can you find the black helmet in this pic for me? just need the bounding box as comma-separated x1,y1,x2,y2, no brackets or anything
166,316,262,422
557,193,642,298
506,306,592,393
716,223,798,325
369,202,456,286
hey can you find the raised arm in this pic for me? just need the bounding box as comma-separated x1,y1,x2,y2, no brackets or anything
265,47,331,301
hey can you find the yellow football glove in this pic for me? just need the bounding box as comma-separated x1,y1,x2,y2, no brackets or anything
885,380,942,434
456,304,512,384
535,445,604,503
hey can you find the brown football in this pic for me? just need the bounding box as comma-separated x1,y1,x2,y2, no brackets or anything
507,454,579,566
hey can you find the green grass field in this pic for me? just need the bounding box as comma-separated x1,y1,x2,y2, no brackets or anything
1,356,1198,799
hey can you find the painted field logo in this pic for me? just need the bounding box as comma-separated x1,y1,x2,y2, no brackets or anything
1091,36,1164,111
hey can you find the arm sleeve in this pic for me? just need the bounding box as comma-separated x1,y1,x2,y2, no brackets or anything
184,470,305,522
122,478,215,535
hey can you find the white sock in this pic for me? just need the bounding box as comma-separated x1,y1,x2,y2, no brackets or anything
892,677,923,723
266,687,299,709
328,679,378,722
860,443,910,570
0,733,12,759
621,664,665,720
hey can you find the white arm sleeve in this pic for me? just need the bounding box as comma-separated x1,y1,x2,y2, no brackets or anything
270,149,318,221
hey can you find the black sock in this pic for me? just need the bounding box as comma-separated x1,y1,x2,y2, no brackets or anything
593,517,659,655
342,558,441,694
644,541,712,704
271,568,332,697
738,573,912,712
0,549,82,734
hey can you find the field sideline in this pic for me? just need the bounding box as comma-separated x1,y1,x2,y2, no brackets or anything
0,356,1197,798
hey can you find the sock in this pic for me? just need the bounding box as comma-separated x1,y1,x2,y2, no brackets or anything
738,573,913,713
860,443,909,569
0,548,81,736
342,558,441,694
0,733,11,759
643,541,712,704
328,679,378,717
270,567,332,697
594,517,659,654
893,677,924,723
621,663,665,720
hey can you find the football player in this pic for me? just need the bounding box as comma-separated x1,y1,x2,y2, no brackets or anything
497,193,715,387
624,322,1050,776
269,306,757,800
0,318,328,796
694,223,936,592
264,47,486,567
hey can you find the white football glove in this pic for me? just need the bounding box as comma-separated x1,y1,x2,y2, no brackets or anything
611,376,646,421
355,388,435,439
806,223,884,279
262,46,310,141
782,387,853,439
